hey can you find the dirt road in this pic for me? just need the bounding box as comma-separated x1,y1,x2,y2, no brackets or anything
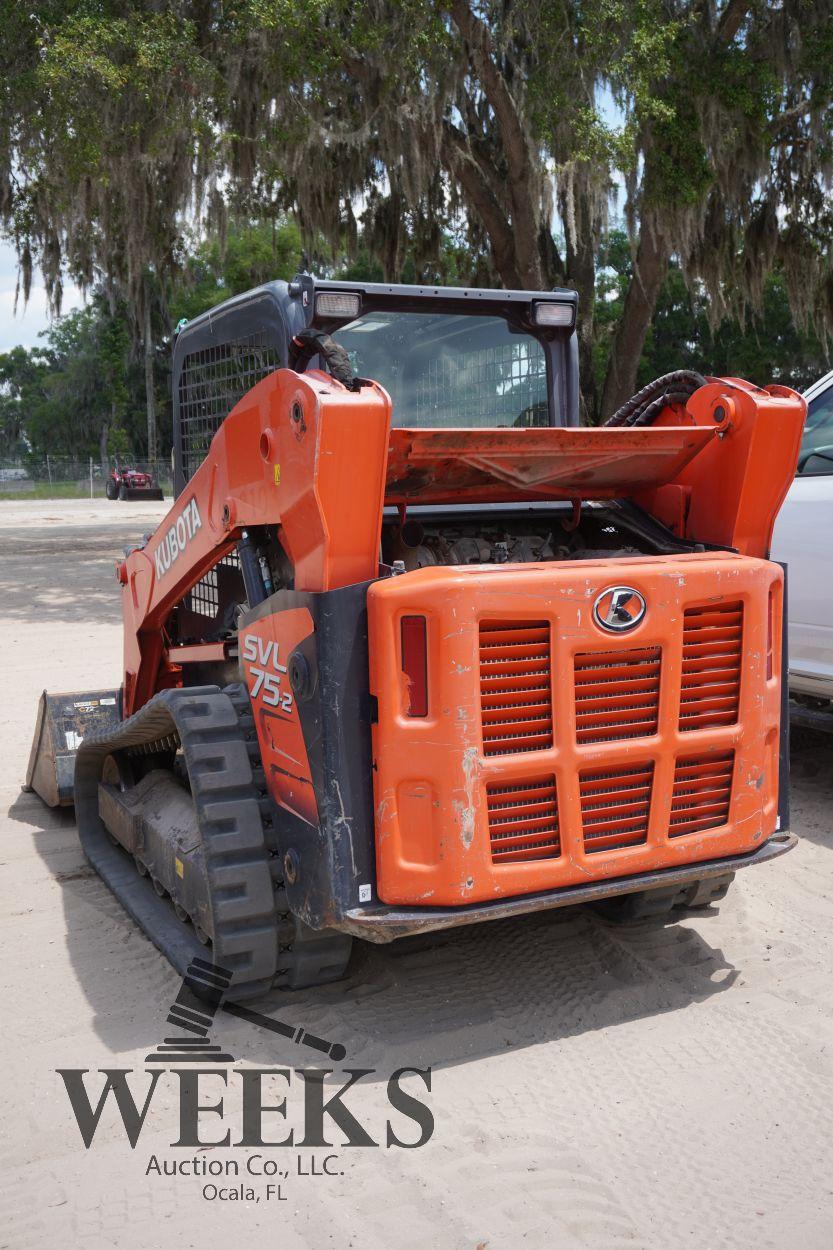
2,499,832,1250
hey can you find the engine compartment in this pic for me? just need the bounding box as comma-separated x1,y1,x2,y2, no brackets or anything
380,501,705,570
169,500,708,662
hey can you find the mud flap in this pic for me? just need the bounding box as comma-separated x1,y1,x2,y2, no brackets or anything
24,689,121,807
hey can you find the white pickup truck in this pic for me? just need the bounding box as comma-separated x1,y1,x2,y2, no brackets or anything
772,368,833,727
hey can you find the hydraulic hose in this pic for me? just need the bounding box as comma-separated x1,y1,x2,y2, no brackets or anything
603,369,707,428
290,327,368,392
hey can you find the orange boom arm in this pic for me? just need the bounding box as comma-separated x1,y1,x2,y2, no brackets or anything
118,369,804,725
117,369,392,716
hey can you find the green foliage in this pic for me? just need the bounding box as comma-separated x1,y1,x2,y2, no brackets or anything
170,220,304,323
2,1,833,427
2,297,147,463
3,219,306,462
642,267,827,394
0,345,48,458
594,229,827,404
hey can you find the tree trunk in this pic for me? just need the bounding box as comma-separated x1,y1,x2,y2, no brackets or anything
561,189,598,422
600,216,670,420
99,419,110,480
144,296,157,465
449,1,546,289
441,121,523,289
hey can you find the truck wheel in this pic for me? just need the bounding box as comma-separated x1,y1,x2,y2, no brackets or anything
592,873,735,922
118,482,128,501
105,479,118,500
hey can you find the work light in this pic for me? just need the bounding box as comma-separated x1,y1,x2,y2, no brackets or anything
315,291,362,319
531,301,575,328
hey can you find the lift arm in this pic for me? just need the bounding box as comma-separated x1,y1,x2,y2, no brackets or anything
118,368,804,719
118,368,393,716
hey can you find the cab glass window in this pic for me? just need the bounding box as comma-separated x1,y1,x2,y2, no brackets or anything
333,311,550,428
798,383,833,475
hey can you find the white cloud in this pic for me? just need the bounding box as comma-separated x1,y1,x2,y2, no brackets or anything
0,239,84,352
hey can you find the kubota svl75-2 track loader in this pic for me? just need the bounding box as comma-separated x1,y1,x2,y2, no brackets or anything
26,275,805,997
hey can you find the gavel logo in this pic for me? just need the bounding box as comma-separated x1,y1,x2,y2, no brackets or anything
146,958,347,1065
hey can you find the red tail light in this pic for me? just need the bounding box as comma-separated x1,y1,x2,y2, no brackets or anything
401,615,428,716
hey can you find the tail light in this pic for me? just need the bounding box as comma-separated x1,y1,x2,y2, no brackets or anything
401,615,428,717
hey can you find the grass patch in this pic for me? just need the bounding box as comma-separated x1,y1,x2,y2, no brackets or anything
0,483,91,500
0,481,173,501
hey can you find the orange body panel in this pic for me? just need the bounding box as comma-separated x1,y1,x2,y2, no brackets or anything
369,553,782,906
120,368,803,720
385,424,716,503
635,379,806,557
119,369,391,714
240,607,318,826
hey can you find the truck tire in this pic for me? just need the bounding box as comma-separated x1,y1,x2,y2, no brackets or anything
105,479,119,500
118,481,128,501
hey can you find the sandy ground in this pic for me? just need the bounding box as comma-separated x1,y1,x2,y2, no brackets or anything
1,497,832,1250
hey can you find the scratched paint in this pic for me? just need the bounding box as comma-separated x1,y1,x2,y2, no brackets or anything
369,549,784,907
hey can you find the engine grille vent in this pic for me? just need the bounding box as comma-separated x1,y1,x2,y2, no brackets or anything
487,779,560,863
479,621,553,756
679,601,743,732
574,648,661,744
579,763,654,853
670,752,735,836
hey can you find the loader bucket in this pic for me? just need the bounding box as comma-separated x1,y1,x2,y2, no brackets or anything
124,487,164,501
25,689,121,807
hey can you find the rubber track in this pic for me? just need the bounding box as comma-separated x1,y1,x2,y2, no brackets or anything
75,684,280,999
223,684,352,991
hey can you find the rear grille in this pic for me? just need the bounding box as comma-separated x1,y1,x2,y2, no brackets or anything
580,763,654,853
487,779,560,863
574,648,661,744
679,602,743,732
479,620,553,756
670,752,734,836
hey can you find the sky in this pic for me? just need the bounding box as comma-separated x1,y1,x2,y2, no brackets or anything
0,238,83,353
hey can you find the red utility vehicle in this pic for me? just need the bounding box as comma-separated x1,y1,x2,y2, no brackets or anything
105,462,164,501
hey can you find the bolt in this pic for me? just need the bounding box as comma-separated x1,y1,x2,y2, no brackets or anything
289,652,315,702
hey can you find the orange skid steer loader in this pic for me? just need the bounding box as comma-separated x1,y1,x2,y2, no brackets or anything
26,276,805,997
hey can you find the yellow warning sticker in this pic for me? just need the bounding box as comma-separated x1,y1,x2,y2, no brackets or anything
274,463,281,485
175,857,184,878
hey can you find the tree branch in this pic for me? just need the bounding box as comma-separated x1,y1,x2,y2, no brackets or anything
449,0,544,286
770,98,812,136
441,119,522,288
716,0,751,44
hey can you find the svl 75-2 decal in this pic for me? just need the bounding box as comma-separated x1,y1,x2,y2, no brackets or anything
241,635,293,712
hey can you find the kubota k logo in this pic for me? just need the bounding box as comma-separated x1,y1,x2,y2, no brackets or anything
593,586,646,632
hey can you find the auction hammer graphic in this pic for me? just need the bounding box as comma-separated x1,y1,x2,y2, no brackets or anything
146,957,347,1064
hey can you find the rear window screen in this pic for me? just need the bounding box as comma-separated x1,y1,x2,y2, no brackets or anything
334,311,549,428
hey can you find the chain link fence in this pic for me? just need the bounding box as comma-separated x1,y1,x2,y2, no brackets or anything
0,457,173,499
